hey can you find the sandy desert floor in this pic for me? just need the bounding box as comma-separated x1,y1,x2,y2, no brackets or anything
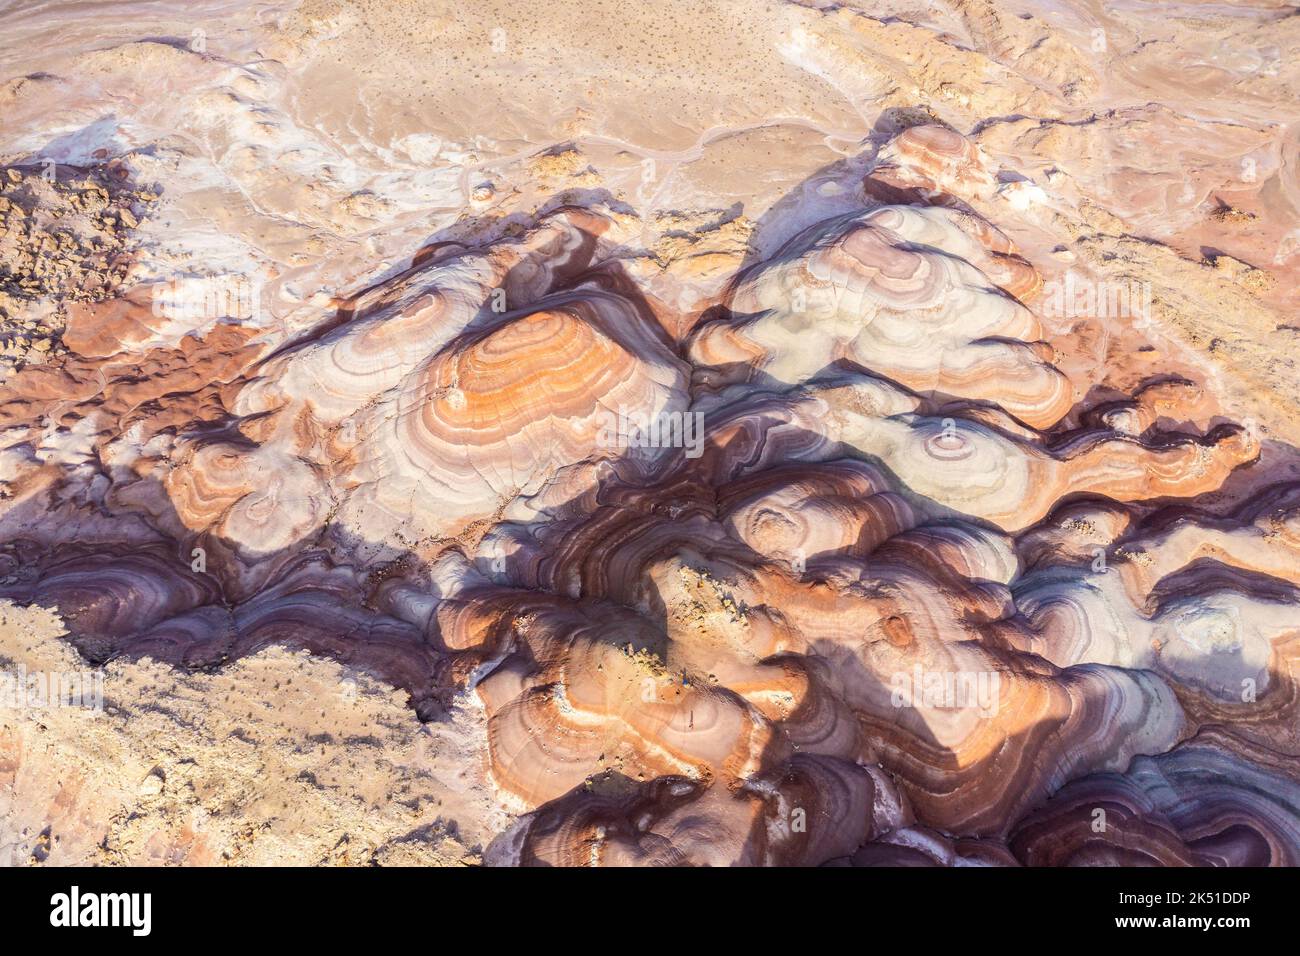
0,0,1298,866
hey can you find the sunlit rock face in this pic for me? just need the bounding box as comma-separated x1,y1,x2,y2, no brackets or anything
690,203,1072,429
863,124,1000,207
2,0,1300,868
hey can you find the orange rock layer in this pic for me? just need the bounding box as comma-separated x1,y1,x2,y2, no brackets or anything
1,126,1297,867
